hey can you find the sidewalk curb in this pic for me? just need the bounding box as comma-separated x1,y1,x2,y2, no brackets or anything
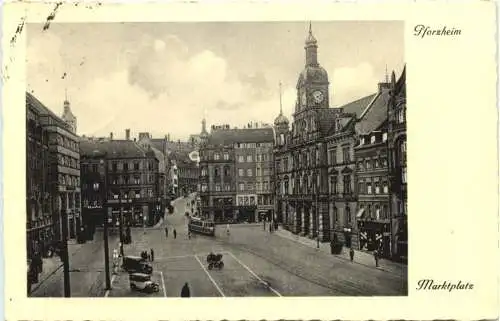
273,228,405,275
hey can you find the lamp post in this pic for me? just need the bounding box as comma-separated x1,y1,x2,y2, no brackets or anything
59,196,71,297
97,159,111,291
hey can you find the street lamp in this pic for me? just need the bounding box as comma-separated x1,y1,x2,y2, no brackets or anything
59,195,71,297
97,159,111,291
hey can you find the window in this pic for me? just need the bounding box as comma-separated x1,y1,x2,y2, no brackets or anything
382,133,388,142
263,169,269,176
247,169,252,176
201,168,207,176
239,183,245,191
123,162,129,171
371,135,376,144
250,197,255,205
246,155,252,162
374,159,379,168
342,146,350,163
256,182,262,191
247,183,253,190
358,182,364,194
402,167,407,184
330,176,337,194
238,169,244,177
201,184,208,192
346,206,351,224
358,162,363,171
112,162,117,172
360,138,365,145
238,155,244,163
264,181,269,191
383,182,388,193
256,168,261,176
334,207,338,222
215,184,221,192
343,175,351,194
367,183,372,194
214,167,219,177
223,153,229,160
134,162,140,170
375,183,380,194
381,158,388,167
257,154,262,162
224,167,230,176
366,160,372,170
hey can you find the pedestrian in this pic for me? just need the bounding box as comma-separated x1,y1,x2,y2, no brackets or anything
188,231,191,239
165,227,169,238
349,248,354,262
226,224,230,236
173,229,177,239
374,250,379,267
180,282,191,297
150,248,155,262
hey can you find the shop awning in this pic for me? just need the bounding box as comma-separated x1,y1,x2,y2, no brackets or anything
356,208,365,218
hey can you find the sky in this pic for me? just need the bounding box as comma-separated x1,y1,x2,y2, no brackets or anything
27,21,404,141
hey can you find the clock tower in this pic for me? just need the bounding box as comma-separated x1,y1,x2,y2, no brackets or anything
294,23,330,120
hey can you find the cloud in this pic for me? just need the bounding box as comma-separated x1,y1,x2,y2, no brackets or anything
331,62,380,106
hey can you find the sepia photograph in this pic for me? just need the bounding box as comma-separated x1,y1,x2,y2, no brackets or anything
25,21,407,298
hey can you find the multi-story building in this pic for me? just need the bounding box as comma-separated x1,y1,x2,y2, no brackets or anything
171,151,199,196
27,93,81,242
198,122,274,223
199,125,235,222
274,26,338,241
255,140,274,222
26,96,52,261
388,66,407,261
273,25,404,255
80,133,163,231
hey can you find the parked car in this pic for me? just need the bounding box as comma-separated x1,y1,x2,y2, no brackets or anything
122,255,153,274
129,273,159,293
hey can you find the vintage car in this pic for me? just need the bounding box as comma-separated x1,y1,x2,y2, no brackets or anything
129,273,160,293
122,255,153,274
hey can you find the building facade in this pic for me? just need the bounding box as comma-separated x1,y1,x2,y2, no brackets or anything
80,135,163,232
26,97,52,263
199,126,236,222
388,67,407,261
27,93,82,243
199,124,274,223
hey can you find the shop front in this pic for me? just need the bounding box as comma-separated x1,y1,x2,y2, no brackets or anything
357,220,391,258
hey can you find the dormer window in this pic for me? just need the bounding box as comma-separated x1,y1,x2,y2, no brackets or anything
370,135,376,144
382,133,388,142
360,138,365,145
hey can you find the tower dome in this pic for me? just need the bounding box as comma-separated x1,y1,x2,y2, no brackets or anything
274,113,289,126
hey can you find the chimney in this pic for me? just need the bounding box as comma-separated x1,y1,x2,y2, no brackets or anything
125,129,130,140
110,132,113,140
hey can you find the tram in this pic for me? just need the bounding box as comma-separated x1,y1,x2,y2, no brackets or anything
188,216,215,236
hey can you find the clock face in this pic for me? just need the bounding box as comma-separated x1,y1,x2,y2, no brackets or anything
301,92,307,106
312,90,324,104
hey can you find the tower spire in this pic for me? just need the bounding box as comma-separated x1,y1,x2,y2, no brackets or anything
309,21,312,35
279,81,283,115
385,64,389,83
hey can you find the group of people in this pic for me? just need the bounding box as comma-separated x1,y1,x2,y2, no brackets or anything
140,248,155,262
347,247,380,267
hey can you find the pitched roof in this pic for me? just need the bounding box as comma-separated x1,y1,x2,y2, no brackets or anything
355,89,390,135
79,139,147,159
340,93,377,118
26,92,69,130
207,128,274,146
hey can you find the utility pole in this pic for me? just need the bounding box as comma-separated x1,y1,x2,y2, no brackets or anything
60,206,71,297
100,157,111,291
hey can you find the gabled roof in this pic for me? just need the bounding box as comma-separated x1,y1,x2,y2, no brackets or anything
340,93,377,118
79,139,147,159
355,89,390,135
207,128,274,146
